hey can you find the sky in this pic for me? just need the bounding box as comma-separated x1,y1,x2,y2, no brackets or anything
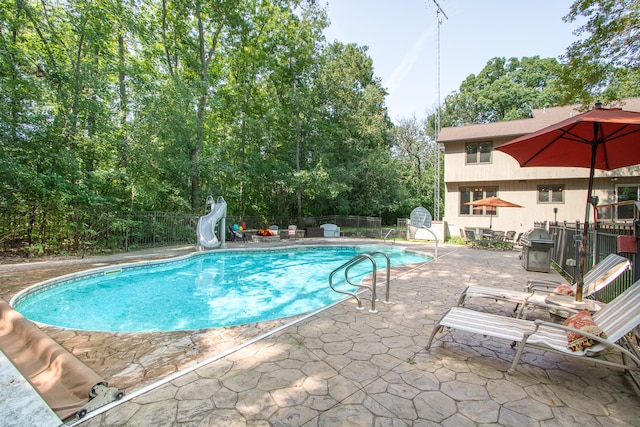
323,1,582,123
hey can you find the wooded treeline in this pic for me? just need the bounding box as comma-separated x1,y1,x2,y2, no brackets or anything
1,0,637,254
1,0,418,251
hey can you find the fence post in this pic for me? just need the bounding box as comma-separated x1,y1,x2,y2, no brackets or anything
634,221,640,284
125,214,130,252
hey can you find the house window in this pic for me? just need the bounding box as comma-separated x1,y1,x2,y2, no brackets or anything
465,142,492,164
616,184,640,219
538,185,564,203
460,187,498,215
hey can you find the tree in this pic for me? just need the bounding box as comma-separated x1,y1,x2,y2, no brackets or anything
561,0,640,103
306,41,395,217
391,116,440,215
1,0,135,249
1,0,405,252
154,0,237,211
440,56,568,126
393,116,427,192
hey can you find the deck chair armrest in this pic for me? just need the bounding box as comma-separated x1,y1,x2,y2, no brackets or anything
529,289,568,299
532,320,640,368
533,319,623,350
525,279,563,292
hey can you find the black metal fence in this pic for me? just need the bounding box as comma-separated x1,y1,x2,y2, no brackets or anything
117,212,200,251
395,219,408,239
225,215,383,238
98,213,383,252
549,220,638,303
1,212,385,256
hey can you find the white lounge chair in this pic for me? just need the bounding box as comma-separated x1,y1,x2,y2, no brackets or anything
458,253,631,318
320,223,340,238
427,280,640,386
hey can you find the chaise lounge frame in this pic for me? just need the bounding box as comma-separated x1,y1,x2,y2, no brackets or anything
427,280,640,388
457,253,631,318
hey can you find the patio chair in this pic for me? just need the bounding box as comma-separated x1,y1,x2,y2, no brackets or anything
514,232,524,246
504,230,516,244
463,228,482,248
488,230,507,249
480,228,493,239
457,253,631,318
426,280,640,386
491,230,506,241
502,230,516,249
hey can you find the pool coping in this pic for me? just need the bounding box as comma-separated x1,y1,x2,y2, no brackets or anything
3,240,435,422
4,241,640,426
64,246,434,424
10,243,433,331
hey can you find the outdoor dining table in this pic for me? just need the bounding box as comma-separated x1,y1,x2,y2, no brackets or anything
480,229,493,239
479,229,505,241
471,229,513,250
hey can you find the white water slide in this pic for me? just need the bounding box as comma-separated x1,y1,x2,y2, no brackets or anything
197,196,227,249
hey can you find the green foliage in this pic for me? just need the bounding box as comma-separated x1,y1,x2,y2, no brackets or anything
445,236,466,245
0,0,397,253
391,115,439,216
560,0,640,103
3,0,634,255
441,56,568,126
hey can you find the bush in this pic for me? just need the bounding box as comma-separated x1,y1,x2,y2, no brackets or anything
446,236,466,245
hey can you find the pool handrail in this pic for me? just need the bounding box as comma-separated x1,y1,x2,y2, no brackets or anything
329,251,391,313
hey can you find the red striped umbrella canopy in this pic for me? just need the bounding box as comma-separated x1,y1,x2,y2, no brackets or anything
465,196,523,208
496,105,640,301
465,197,522,229
496,107,640,170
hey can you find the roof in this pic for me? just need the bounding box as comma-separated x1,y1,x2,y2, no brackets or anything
437,97,640,143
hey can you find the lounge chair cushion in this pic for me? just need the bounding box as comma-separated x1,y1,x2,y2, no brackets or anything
552,284,575,296
563,310,606,351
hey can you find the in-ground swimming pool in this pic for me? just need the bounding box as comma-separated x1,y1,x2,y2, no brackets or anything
13,245,432,332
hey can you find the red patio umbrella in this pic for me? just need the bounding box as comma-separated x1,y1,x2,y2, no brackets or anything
496,104,640,301
464,196,523,229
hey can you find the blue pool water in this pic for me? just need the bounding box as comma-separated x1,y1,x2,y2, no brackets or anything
14,245,432,332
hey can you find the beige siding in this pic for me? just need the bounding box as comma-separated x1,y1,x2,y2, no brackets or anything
440,98,640,239
444,138,595,183
446,174,640,236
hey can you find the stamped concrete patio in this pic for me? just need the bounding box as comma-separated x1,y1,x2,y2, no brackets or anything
1,239,639,426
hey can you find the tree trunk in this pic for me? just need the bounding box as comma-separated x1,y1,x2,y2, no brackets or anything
291,57,303,225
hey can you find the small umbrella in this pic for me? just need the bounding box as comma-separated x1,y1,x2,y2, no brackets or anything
464,196,523,230
496,104,640,301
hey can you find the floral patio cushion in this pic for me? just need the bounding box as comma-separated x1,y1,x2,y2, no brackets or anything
552,283,575,296
563,309,606,351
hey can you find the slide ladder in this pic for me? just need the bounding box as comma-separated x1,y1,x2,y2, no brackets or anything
197,196,227,249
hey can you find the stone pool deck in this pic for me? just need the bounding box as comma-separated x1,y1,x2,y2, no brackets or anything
1,239,639,426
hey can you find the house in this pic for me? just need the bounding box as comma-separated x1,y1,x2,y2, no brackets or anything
437,98,640,239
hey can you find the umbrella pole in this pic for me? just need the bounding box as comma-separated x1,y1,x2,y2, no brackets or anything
577,132,600,302
577,210,589,302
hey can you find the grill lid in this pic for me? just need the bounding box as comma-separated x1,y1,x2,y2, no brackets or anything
521,227,553,246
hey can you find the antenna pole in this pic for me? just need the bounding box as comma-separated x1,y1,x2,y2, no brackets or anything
431,0,447,221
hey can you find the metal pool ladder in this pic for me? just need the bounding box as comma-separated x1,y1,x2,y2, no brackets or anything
329,251,390,313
